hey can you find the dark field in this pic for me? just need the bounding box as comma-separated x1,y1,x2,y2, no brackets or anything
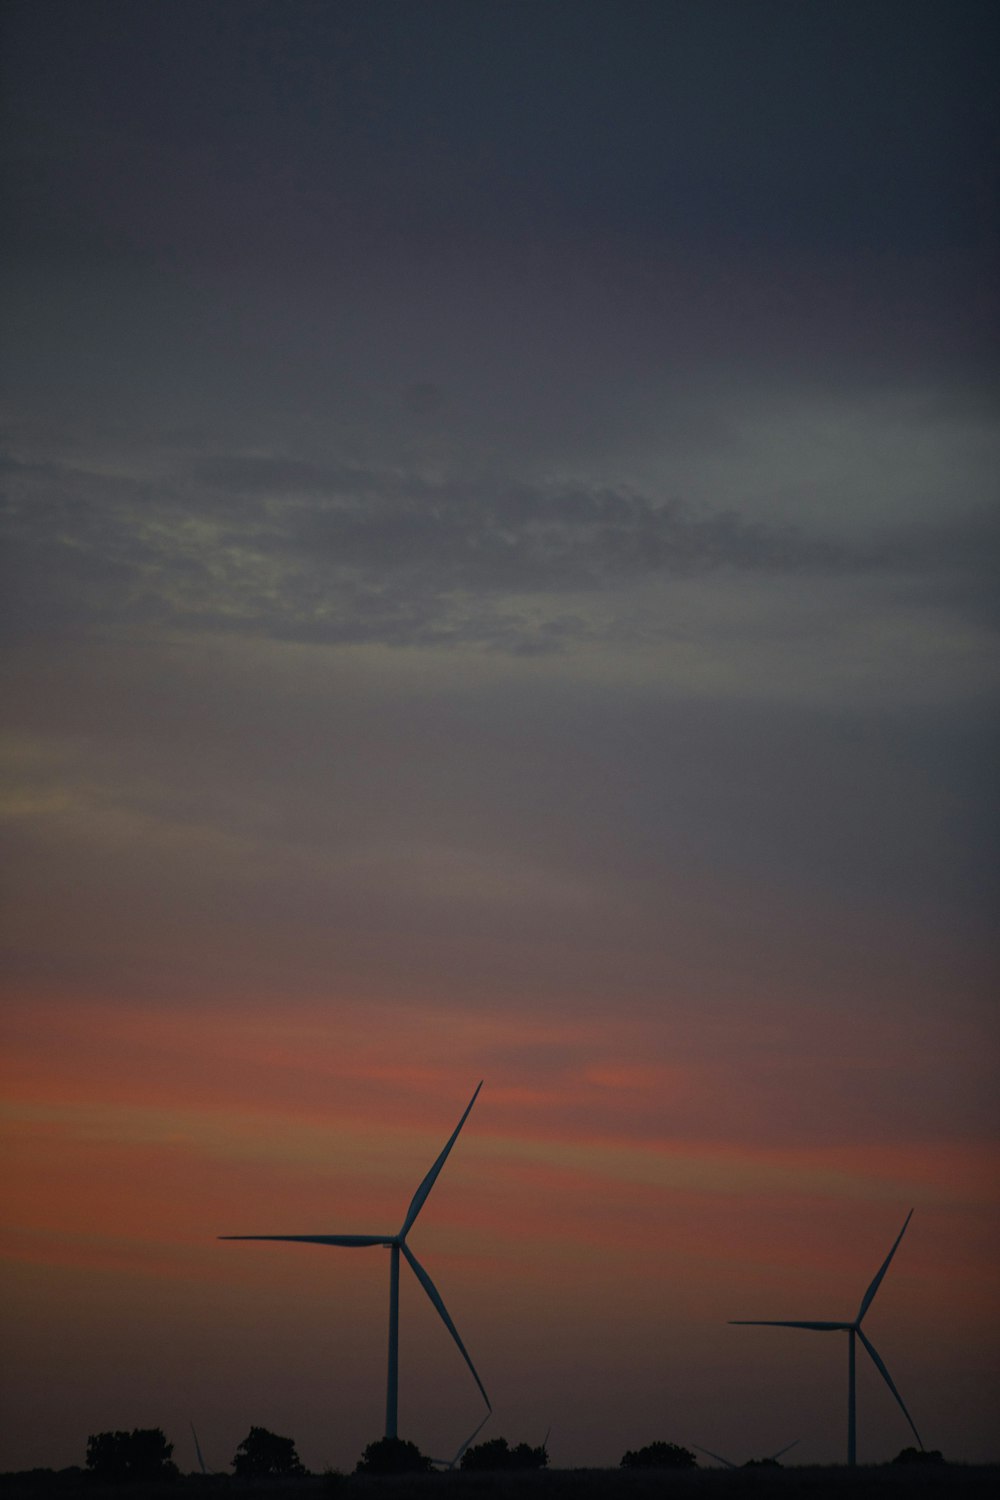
3,1468,998,1500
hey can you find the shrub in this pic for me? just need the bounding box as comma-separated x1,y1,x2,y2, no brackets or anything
86,1428,179,1483
461,1436,548,1471
893,1447,944,1464
355,1436,432,1474
232,1425,306,1477
509,1441,548,1470
620,1440,697,1469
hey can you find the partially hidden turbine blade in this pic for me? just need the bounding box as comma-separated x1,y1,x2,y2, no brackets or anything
857,1328,923,1449
770,1440,800,1461
856,1210,914,1323
218,1234,387,1246
432,1410,492,1469
400,1241,490,1411
452,1409,491,1465
729,1320,850,1331
399,1081,483,1240
692,1445,735,1468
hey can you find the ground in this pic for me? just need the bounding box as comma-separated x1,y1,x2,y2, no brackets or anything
2,1465,998,1500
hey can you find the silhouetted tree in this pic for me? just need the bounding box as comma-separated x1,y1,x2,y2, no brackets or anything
86,1429,179,1483
893,1446,944,1464
620,1440,697,1469
232,1426,305,1478
355,1436,431,1475
510,1440,548,1469
461,1437,512,1471
461,1436,548,1470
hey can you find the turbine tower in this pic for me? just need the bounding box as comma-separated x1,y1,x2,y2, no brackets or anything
730,1210,922,1465
221,1081,489,1440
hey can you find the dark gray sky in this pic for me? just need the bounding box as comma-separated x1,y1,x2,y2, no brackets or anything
1,0,998,1476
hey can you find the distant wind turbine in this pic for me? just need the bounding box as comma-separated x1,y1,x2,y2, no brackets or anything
220,1081,490,1440
730,1210,922,1465
692,1439,799,1468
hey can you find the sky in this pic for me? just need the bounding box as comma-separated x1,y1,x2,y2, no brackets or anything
1,0,998,1475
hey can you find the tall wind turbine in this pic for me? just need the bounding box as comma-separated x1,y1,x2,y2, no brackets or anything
220,1081,490,1440
730,1210,922,1465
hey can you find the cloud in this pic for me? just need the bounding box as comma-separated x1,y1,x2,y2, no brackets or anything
6,431,997,671
2,445,899,652
877,503,1000,629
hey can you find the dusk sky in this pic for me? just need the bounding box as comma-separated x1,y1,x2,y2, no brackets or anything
1,0,998,1476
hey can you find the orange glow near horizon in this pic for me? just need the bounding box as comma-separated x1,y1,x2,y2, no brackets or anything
2,985,999,1473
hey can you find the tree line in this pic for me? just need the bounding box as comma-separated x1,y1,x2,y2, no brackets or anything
62,1427,944,1482
80,1426,551,1481
84,1426,305,1481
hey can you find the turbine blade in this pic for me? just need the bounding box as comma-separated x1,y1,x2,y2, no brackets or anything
729,1320,849,1330
858,1329,923,1450
190,1422,207,1476
450,1410,492,1468
218,1234,386,1246
857,1210,914,1323
769,1440,800,1461
692,1445,735,1468
399,1082,483,1239
400,1242,490,1411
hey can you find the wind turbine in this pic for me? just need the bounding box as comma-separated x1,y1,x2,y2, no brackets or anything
730,1210,922,1465
692,1440,799,1468
220,1081,490,1440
